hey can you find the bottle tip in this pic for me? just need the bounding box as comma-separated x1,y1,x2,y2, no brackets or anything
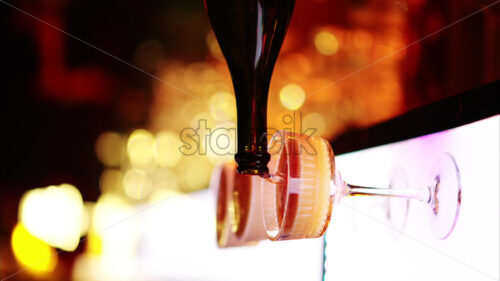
235,151,270,176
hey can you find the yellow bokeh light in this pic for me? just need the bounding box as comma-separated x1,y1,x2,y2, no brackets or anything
99,169,124,193
123,169,152,200
279,84,306,110
302,112,327,136
19,184,84,251
314,31,339,56
154,131,183,167
11,223,58,273
127,129,155,168
209,92,237,121
207,121,236,163
95,131,125,167
86,230,102,256
150,167,179,191
177,156,212,192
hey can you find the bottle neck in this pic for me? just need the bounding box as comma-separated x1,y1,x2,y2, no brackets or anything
233,78,270,176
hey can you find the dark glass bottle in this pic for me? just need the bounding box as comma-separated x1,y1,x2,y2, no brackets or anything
204,0,295,175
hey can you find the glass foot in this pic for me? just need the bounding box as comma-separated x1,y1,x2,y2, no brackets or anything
428,153,462,240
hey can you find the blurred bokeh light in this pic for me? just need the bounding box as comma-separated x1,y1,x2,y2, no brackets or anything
209,91,237,121
95,132,126,167
314,31,340,56
154,131,183,167
279,83,306,110
127,129,156,168
11,223,58,274
123,168,152,200
19,184,84,251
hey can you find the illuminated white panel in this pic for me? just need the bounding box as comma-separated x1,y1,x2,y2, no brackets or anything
325,115,499,281
133,191,324,281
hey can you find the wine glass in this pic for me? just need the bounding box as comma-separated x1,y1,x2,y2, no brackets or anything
261,131,461,241
211,163,267,248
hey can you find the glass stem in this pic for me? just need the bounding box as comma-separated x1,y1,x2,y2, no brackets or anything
345,183,431,203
